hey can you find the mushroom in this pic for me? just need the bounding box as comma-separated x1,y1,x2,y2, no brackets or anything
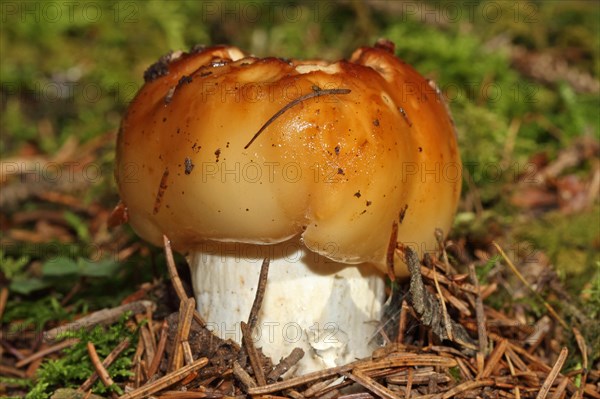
115,41,461,374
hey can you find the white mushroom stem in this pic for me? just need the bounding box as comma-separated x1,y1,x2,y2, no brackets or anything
187,239,386,376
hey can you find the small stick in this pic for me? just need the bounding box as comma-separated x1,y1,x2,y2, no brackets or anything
0,364,26,378
504,352,521,399
163,235,206,327
181,341,194,365
548,377,569,399
16,338,79,368
233,360,258,389
502,338,553,373
144,305,155,349
439,285,471,316
135,314,155,369
345,369,397,399
480,339,508,378
535,347,568,399
396,300,409,344
302,376,340,397
0,339,26,360
44,301,154,341
25,357,44,379
241,321,267,386
168,298,195,373
244,87,351,149
118,357,208,399
455,357,474,381
405,368,413,399
419,266,478,294
468,263,488,354
87,341,121,397
80,338,131,392
431,262,453,341
572,327,588,399
148,319,169,378
163,235,187,302
435,228,457,274
267,347,305,382
247,257,270,332
437,379,495,398
133,361,142,389
284,390,306,399
357,355,457,372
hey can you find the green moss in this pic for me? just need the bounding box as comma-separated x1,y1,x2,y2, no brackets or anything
27,315,137,398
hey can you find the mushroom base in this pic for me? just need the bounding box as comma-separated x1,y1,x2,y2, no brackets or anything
187,239,386,376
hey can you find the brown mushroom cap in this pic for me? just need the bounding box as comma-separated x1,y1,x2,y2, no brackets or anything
116,43,461,276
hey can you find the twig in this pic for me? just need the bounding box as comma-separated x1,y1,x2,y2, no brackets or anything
135,313,155,370
0,339,26,360
480,339,508,378
302,376,340,397
405,368,413,399
435,228,456,274
244,86,351,149
548,377,570,399
168,297,196,373
233,360,258,390
419,266,478,294
16,338,79,368
131,337,146,386
147,319,169,378
432,379,494,399
572,327,588,399
396,300,409,344
536,347,568,399
80,338,131,392
356,355,457,372
238,257,270,386
0,364,26,378
468,264,488,354
163,235,206,327
247,257,270,331
338,394,374,399
181,341,194,365
430,260,453,341
345,369,398,399
25,356,43,379
267,347,305,382
240,321,267,386
44,301,155,341
118,357,208,399
504,351,521,399
163,235,188,301
87,341,121,397
525,315,552,352
493,242,568,329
